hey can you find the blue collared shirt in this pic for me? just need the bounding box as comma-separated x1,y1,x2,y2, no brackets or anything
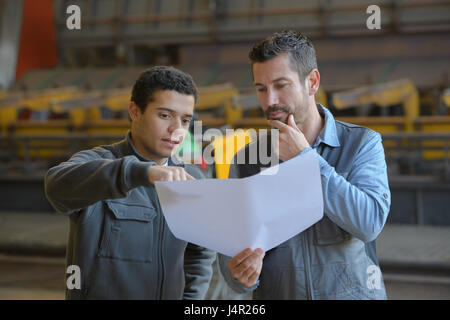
301,104,390,259
220,104,391,298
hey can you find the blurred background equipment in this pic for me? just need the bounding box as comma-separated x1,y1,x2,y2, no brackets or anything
0,0,449,300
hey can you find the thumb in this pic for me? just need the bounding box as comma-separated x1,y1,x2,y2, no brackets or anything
255,248,265,258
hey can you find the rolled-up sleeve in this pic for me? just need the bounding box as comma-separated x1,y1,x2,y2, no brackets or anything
317,131,391,242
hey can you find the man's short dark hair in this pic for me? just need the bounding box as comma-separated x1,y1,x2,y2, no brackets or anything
249,30,318,81
131,66,198,113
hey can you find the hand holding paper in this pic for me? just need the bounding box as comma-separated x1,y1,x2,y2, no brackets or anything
155,149,324,257
227,248,265,288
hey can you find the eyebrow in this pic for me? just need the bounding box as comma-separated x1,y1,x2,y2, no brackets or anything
157,107,193,118
254,77,292,87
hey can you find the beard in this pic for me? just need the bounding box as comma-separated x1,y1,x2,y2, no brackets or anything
265,105,291,123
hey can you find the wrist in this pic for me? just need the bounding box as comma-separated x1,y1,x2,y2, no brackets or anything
128,161,154,188
299,146,313,156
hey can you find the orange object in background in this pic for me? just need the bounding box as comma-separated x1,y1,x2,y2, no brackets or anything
15,0,57,80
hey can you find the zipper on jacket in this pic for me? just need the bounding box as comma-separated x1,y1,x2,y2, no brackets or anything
302,231,314,300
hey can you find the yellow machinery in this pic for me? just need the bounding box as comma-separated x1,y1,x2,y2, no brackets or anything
4,82,323,135
332,79,419,132
443,88,450,110
50,88,131,137
47,89,130,151
0,91,18,134
1,86,132,133
0,87,79,134
332,80,450,161
0,83,249,178
412,88,450,160
1,87,80,159
51,83,243,133
50,91,104,126
53,83,252,178
4,78,448,176
331,81,450,135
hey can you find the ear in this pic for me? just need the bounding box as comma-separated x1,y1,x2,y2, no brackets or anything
128,102,140,122
306,69,320,97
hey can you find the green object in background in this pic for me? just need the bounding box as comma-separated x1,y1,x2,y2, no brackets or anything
177,130,203,163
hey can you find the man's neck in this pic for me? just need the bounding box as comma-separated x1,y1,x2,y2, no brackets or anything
153,157,169,166
297,103,325,146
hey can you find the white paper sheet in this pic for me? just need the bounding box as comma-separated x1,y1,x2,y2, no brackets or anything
155,149,324,257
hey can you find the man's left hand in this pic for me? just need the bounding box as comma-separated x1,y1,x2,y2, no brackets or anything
268,114,310,161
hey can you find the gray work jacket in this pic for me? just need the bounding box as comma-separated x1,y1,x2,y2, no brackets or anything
45,132,215,299
219,104,391,300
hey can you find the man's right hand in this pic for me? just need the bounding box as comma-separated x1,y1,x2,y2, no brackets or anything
227,248,265,288
148,165,195,184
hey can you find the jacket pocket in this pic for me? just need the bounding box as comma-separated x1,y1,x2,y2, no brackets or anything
98,200,157,263
313,215,351,246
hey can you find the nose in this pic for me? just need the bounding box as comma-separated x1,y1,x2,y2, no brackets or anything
168,118,187,141
261,88,279,109
168,118,183,133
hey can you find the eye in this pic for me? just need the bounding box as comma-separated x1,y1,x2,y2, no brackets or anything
159,113,170,119
182,118,191,125
256,87,267,93
276,83,287,89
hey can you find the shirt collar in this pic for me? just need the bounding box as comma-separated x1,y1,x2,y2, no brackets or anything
312,104,341,148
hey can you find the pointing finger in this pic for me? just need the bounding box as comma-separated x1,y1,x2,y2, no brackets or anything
185,171,195,180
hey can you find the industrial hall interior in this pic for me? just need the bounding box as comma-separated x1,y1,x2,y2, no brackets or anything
0,0,449,300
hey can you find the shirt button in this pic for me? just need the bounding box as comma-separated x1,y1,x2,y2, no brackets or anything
383,193,388,199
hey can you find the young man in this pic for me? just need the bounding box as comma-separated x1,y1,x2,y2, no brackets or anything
45,66,215,299
218,30,391,299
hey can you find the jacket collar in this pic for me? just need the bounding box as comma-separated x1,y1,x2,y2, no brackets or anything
312,104,341,148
